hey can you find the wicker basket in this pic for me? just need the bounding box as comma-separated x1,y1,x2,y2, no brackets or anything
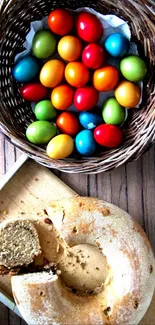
0,0,154,174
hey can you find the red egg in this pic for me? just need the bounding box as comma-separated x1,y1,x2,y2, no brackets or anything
74,87,99,111
48,9,74,36
20,83,48,102
94,124,123,148
82,43,105,69
76,12,103,43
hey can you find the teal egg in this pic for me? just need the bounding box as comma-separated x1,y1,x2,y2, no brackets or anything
13,56,39,82
120,55,147,82
79,112,103,129
104,33,129,57
102,98,125,125
26,121,57,144
75,130,96,156
32,30,57,59
34,100,57,121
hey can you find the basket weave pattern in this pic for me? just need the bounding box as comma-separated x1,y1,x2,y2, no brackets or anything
0,0,155,173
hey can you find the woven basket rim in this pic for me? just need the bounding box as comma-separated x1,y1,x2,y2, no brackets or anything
0,0,155,173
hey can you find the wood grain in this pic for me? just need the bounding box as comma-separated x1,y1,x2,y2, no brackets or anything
8,309,20,325
0,134,155,325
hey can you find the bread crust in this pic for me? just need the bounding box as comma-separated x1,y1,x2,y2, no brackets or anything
11,197,155,325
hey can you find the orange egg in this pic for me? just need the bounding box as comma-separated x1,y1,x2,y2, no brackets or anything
93,66,119,92
58,36,82,61
51,84,74,110
65,62,90,88
40,59,65,88
115,81,141,108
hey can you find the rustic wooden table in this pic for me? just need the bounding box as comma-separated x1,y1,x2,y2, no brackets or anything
0,132,155,325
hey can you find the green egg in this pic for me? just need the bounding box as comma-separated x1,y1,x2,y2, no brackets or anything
32,30,57,59
26,121,57,144
120,55,147,82
34,100,57,121
102,98,126,125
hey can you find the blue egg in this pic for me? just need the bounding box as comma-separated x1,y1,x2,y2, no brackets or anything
75,130,96,156
13,56,40,82
104,33,129,57
79,112,103,130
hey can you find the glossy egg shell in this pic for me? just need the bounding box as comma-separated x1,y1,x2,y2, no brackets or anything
115,81,141,108
20,83,48,102
79,112,103,129
120,55,147,82
40,60,65,88
65,62,90,88
75,130,96,156
93,66,119,92
94,124,123,148
82,43,105,69
48,9,74,36
34,100,57,121
58,36,82,62
56,112,80,135
26,121,57,144
76,12,103,43
104,33,129,57
32,30,57,59
74,87,99,111
51,84,74,110
102,98,125,125
47,134,74,159
13,56,39,83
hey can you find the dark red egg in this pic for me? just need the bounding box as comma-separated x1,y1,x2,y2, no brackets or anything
20,83,48,102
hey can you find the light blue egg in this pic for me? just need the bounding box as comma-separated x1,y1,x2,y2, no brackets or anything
13,56,40,82
75,130,96,156
104,33,129,58
79,112,103,130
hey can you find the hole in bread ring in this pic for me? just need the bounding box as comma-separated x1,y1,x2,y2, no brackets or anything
58,243,109,294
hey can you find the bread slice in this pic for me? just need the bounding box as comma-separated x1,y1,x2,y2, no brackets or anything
0,219,41,269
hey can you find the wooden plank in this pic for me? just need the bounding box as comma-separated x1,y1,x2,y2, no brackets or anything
8,309,21,325
20,320,27,325
0,132,5,177
4,139,16,173
15,148,23,161
142,146,155,250
0,301,9,324
110,165,128,212
126,158,144,226
60,172,88,196
92,173,112,202
0,154,28,190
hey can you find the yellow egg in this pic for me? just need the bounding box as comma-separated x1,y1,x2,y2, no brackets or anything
46,134,74,159
58,36,82,61
40,59,65,88
114,80,141,108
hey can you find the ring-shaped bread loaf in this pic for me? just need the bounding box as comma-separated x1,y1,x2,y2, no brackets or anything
11,197,155,325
